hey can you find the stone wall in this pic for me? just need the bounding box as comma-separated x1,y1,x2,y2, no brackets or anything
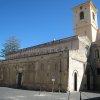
0,36,80,92
0,48,68,92
6,36,78,60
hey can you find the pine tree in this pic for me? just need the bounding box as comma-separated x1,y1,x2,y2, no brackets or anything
0,36,20,58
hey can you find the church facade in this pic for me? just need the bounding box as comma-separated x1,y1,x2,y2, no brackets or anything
0,1,100,92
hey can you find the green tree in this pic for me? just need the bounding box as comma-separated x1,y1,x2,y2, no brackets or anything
0,36,20,58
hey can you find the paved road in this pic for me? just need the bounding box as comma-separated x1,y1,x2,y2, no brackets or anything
0,87,100,100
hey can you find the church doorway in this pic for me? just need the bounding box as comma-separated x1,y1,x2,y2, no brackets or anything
74,72,77,91
17,73,22,88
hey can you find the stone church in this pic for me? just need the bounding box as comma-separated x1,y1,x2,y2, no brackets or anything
0,1,100,92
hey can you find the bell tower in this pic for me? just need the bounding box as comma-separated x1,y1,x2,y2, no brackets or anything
73,1,98,42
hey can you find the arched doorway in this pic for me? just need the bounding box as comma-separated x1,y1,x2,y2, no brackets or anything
74,72,77,91
17,73,22,88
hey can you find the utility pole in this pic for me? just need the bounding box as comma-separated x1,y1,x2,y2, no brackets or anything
59,58,62,92
52,78,55,92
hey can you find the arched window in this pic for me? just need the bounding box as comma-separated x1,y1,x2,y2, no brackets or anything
80,11,84,20
74,72,77,91
95,49,99,58
92,12,95,20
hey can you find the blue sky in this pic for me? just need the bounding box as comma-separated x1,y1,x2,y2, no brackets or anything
0,0,100,52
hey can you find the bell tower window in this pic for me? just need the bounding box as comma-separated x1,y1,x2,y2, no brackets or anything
92,12,95,20
80,11,84,20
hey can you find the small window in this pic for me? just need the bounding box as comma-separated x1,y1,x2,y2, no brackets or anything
97,68,100,75
80,11,84,20
95,49,99,58
92,12,95,20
